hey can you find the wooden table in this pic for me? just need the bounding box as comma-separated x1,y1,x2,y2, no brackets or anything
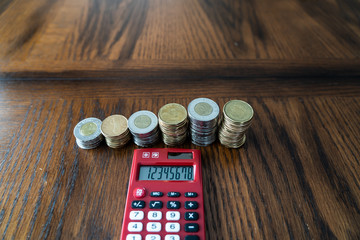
1,0,359,239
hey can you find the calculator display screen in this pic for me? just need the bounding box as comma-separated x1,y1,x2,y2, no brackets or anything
138,166,194,181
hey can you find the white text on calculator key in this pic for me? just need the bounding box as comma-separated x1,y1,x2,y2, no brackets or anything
165,235,180,240
126,234,142,240
165,223,180,232
130,211,144,220
146,222,161,232
166,211,180,221
145,234,161,240
128,222,143,232
148,211,162,220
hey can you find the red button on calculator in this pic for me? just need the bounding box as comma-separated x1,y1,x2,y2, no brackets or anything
134,188,146,198
120,149,206,240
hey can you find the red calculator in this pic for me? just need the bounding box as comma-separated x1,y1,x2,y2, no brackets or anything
120,148,206,240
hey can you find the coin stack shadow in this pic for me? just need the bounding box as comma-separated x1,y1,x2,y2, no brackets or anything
101,115,131,148
188,98,220,146
218,100,254,148
158,103,189,146
74,117,104,149
128,110,160,147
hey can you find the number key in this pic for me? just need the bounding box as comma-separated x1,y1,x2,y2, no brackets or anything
126,234,142,240
146,222,161,232
145,234,160,240
165,235,180,240
165,223,180,232
166,211,180,221
148,211,162,220
129,211,144,220
128,222,143,232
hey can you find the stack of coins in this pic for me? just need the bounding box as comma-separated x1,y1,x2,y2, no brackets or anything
218,100,254,148
188,98,220,146
158,103,188,146
128,110,160,147
100,115,131,148
73,117,104,149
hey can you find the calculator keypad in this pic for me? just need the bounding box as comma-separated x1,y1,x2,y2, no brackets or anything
127,191,200,239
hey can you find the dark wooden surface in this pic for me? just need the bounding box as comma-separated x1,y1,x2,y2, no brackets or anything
0,0,360,239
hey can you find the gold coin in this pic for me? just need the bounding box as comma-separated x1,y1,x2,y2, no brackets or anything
194,102,213,116
101,115,128,137
224,100,253,123
158,103,187,125
80,122,97,136
134,115,152,129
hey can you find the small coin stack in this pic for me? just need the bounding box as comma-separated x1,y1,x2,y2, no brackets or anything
100,115,131,148
188,98,220,146
218,100,254,148
158,103,188,146
128,110,160,147
73,117,104,149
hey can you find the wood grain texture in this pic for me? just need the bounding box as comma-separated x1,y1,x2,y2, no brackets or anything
0,80,359,239
0,0,360,78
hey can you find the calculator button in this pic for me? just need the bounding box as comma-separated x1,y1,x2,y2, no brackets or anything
185,236,199,240
148,211,162,220
133,188,146,198
185,212,199,221
129,211,144,220
165,235,180,240
166,211,180,221
167,192,180,197
184,192,198,198
165,223,180,232
145,234,161,240
149,201,163,209
126,234,142,240
128,222,143,232
151,191,163,197
185,223,199,232
185,201,198,210
146,222,162,232
132,201,145,209
167,201,180,209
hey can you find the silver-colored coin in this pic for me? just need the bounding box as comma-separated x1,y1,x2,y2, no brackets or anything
187,98,220,146
74,118,102,142
74,117,103,149
188,98,219,122
128,110,160,147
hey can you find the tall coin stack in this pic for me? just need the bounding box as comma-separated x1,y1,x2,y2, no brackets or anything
101,115,131,148
128,110,160,147
158,103,188,146
73,117,104,149
218,100,254,148
188,98,220,146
